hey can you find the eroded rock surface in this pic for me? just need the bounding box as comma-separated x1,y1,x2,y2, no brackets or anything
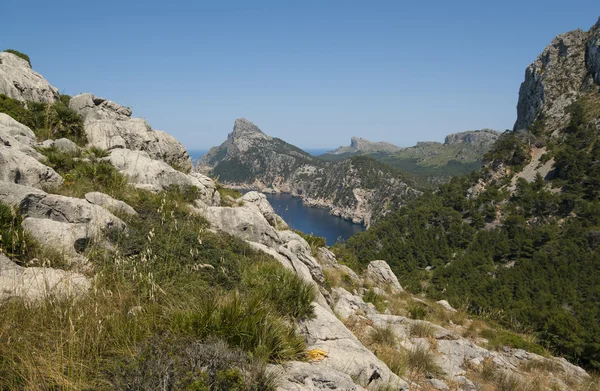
0,52,59,103
0,254,90,301
70,93,192,171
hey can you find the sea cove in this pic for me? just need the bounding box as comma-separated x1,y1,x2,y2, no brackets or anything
263,193,365,246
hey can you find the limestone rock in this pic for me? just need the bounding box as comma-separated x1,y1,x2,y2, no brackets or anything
53,138,79,154
0,145,63,188
107,149,219,205
240,191,283,228
69,93,192,171
0,114,43,159
587,23,600,85
366,260,403,292
202,204,281,247
0,253,90,301
331,287,376,321
188,172,220,206
0,52,59,103
329,136,401,155
436,299,457,313
85,192,137,216
0,182,125,257
298,304,408,389
273,361,367,391
514,20,600,131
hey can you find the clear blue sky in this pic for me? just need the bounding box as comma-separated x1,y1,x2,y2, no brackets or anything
3,1,599,149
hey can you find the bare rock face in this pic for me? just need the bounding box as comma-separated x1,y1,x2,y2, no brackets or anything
0,254,90,302
514,19,600,131
366,260,403,293
106,149,220,205
272,361,368,391
0,113,62,188
0,52,59,103
0,145,63,188
85,192,137,216
329,137,401,155
443,129,500,145
587,19,600,85
298,304,408,389
69,93,192,172
201,204,282,248
0,182,125,258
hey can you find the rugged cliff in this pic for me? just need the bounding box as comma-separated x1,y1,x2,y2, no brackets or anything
199,119,419,225
515,16,600,132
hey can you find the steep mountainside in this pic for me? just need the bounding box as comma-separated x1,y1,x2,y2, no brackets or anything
321,129,500,187
199,119,419,225
335,17,600,371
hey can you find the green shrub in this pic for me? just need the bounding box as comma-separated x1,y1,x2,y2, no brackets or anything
481,328,547,356
109,336,277,391
0,203,27,259
293,230,327,254
369,325,396,346
0,93,85,145
4,49,31,67
363,288,387,312
407,303,428,320
406,345,441,375
216,183,242,205
242,261,315,319
171,292,306,362
409,321,435,338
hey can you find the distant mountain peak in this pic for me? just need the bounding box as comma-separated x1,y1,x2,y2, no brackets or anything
330,137,400,155
443,129,500,145
233,118,265,135
226,118,271,151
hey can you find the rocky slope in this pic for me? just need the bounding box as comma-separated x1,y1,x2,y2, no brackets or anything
199,118,419,225
321,129,500,187
0,49,594,390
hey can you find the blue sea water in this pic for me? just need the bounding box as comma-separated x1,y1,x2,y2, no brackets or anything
263,193,364,246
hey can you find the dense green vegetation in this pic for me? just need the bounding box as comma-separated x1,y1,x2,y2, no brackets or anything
0,93,86,145
3,49,31,67
334,96,600,369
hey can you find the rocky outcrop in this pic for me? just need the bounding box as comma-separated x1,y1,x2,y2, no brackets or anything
69,93,192,171
514,18,600,131
0,254,90,302
0,145,63,188
106,149,220,205
272,361,368,391
0,52,59,103
298,304,408,389
0,113,63,188
366,260,404,293
85,192,137,216
443,129,500,146
199,119,419,225
329,137,401,155
0,182,125,258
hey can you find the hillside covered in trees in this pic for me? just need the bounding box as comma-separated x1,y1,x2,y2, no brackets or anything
334,17,600,370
